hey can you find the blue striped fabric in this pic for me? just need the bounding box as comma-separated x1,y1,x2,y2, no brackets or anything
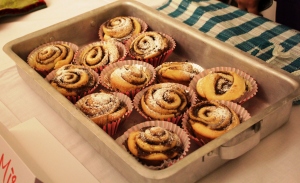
157,0,300,104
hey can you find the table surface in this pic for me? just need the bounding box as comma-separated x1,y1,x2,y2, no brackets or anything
1,0,300,182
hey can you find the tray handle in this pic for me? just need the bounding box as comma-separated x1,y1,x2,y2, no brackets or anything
219,121,261,160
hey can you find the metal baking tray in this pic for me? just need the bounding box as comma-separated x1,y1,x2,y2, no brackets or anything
3,1,300,182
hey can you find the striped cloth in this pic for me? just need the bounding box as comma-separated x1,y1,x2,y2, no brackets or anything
157,0,300,104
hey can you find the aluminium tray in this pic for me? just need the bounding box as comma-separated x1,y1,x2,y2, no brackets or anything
3,1,300,182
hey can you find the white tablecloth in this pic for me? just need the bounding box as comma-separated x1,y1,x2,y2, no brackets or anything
1,0,300,182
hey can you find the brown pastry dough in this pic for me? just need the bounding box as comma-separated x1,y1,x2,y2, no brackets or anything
75,92,127,127
102,16,142,42
110,64,152,92
126,126,183,166
188,101,240,141
28,43,75,72
76,41,120,69
156,62,202,86
196,71,247,101
129,32,169,60
49,64,97,97
140,83,189,120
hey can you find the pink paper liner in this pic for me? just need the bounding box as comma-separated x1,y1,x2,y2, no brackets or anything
27,41,79,77
45,64,100,103
100,60,156,99
182,100,251,147
115,120,190,170
189,66,258,104
125,31,176,67
155,61,204,86
99,16,148,44
73,40,127,74
133,83,197,125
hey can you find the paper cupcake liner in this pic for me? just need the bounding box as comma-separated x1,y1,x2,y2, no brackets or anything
182,100,251,147
27,41,79,77
125,31,176,67
189,66,258,104
99,16,148,44
100,60,156,99
133,83,197,125
73,40,127,74
155,61,204,86
115,120,190,170
45,65,100,103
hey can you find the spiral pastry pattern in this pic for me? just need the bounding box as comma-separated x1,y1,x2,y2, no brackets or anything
77,41,120,69
156,62,202,85
50,64,97,97
102,16,142,42
141,83,189,120
75,92,127,127
127,126,183,165
28,43,75,72
188,101,240,140
110,64,152,92
196,71,247,101
129,32,169,60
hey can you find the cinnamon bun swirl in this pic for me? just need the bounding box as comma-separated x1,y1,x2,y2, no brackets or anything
101,16,143,42
128,32,169,60
49,64,98,98
188,101,240,142
196,71,247,101
110,64,153,93
126,126,183,166
156,62,203,86
140,83,189,120
28,42,77,76
75,92,128,127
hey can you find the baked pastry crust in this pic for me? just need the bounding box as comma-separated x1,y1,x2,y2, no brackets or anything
140,83,189,120
49,64,97,97
196,71,247,101
102,16,142,42
28,43,75,72
75,92,127,127
156,62,202,86
129,32,169,60
126,126,183,166
188,101,240,141
110,64,152,92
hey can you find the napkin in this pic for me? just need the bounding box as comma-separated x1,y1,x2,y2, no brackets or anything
0,0,47,18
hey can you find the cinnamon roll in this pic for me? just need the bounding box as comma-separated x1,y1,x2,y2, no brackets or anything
140,83,189,120
196,71,247,101
75,92,128,127
156,62,203,86
126,126,183,166
101,16,143,42
110,64,153,93
49,64,98,98
28,42,77,76
128,32,169,60
75,41,121,70
188,101,240,142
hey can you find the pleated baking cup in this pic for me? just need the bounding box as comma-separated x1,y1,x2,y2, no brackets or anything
125,31,176,67
133,82,197,125
27,41,79,77
99,16,148,44
45,65,100,103
73,40,127,74
100,60,156,99
155,61,204,86
189,67,258,104
182,100,251,146
115,120,190,170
